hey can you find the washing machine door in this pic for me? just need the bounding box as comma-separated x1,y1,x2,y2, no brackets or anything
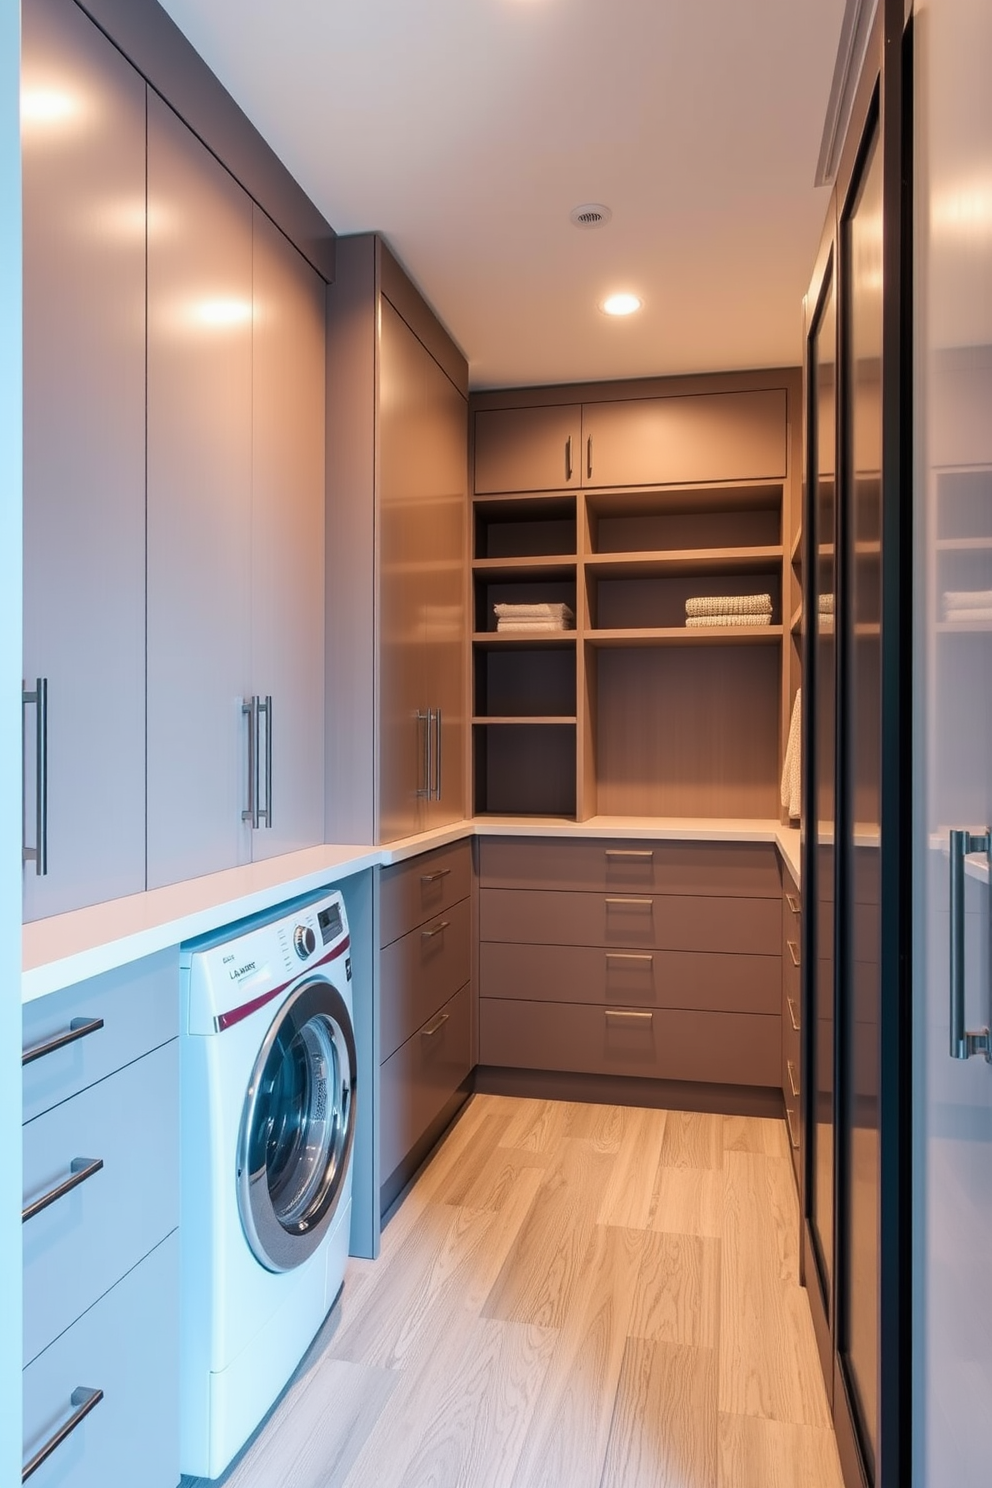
237,976,357,1272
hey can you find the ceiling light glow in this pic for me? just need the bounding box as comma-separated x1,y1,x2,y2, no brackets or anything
601,293,642,317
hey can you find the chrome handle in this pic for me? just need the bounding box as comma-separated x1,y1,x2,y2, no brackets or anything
420,868,451,884
22,677,48,876
421,1010,450,1038
949,827,992,1061
605,849,654,860
785,1106,800,1150
787,1059,800,1098
258,695,273,828
605,896,653,908
786,892,800,916
565,434,573,483
421,920,451,940
416,710,430,799
22,1386,104,1482
432,708,443,800
787,940,800,968
22,1016,104,1067
606,952,654,965
586,435,593,480
605,1009,653,1026
22,1157,104,1224
787,997,800,1033
242,696,259,826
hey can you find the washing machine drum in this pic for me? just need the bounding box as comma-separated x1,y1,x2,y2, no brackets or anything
237,976,357,1273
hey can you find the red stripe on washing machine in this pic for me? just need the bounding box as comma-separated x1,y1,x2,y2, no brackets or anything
214,935,351,1032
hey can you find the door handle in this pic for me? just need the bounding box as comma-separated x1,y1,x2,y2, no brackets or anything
22,1386,104,1482
242,696,259,827
421,920,450,940
420,868,451,885
431,708,443,800
605,896,653,908
787,940,800,968
605,848,653,860
605,1009,653,1026
22,1157,104,1224
22,677,48,876
22,1016,104,1067
586,435,593,481
949,827,992,1061
258,695,273,829
421,1010,450,1038
606,952,654,966
787,997,800,1033
787,1059,800,1098
785,1106,800,1150
565,434,573,483
786,892,801,916
416,710,430,799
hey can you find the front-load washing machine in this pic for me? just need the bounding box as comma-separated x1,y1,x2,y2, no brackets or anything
179,887,356,1481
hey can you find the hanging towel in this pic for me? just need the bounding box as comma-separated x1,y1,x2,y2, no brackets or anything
685,613,773,628
781,687,802,821
685,593,773,619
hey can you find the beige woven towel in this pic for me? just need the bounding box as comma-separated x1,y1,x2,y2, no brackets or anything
685,593,773,619
781,688,801,820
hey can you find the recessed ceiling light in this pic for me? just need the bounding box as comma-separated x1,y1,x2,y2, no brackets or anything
570,203,612,229
600,293,642,316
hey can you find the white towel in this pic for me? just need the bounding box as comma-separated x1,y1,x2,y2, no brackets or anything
943,590,992,610
496,618,575,633
944,607,992,623
781,688,801,820
493,602,574,621
685,593,773,619
685,613,772,628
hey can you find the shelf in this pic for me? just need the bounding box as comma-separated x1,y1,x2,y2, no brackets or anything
585,625,784,648
473,715,576,726
583,546,783,578
472,556,575,580
790,604,802,634
473,631,576,650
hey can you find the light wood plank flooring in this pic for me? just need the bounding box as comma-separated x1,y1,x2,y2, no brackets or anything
184,1095,843,1488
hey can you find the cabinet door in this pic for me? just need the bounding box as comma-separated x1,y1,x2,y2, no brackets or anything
474,404,581,493
580,388,788,488
21,0,146,920
250,207,326,860
146,93,253,889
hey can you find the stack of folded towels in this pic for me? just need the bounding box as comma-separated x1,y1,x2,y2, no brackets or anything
943,589,992,623
493,602,575,633
684,593,773,628
818,592,834,631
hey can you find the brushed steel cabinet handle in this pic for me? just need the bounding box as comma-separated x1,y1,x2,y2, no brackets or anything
785,892,800,916
787,940,800,968
949,827,992,1060
606,952,654,965
787,997,800,1033
605,848,654,860
421,1010,450,1038
22,1386,104,1482
242,696,259,826
586,434,593,480
258,695,273,828
787,1059,800,1098
22,1016,104,1067
416,710,431,799
421,920,451,939
22,1157,104,1224
605,1009,653,1026
785,1106,800,1150
420,868,451,884
22,678,48,876
432,708,442,801
565,434,572,483
605,896,653,908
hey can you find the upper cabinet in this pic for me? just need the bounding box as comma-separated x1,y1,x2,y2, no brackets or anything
474,388,788,494
21,0,147,921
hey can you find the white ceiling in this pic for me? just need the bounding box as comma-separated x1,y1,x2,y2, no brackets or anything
157,0,847,390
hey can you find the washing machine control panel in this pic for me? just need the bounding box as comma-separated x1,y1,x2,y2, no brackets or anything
293,924,316,960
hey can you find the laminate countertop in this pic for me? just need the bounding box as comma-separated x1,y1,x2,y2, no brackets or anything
22,817,802,1003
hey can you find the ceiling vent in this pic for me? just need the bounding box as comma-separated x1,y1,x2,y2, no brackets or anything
570,203,612,229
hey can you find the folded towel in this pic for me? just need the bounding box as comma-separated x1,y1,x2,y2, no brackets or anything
685,613,773,628
944,607,992,623
818,593,834,614
781,688,801,820
685,593,773,619
496,618,575,633
943,590,992,610
493,602,574,621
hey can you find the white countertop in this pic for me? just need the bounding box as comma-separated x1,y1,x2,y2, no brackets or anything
23,816,803,1003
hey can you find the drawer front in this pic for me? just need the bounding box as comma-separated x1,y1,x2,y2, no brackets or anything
23,950,179,1124
23,1040,179,1366
479,836,781,897
22,1231,179,1488
380,897,472,1062
379,839,472,947
379,981,472,1182
480,888,781,956
480,941,780,1015
480,998,780,1087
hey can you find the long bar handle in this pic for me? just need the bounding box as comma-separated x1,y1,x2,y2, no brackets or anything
785,1106,800,1150
22,678,48,876
259,695,273,828
787,1059,800,1099
432,708,442,801
605,848,654,860
606,952,654,965
787,940,800,968
421,1010,450,1038
420,868,451,885
421,920,451,940
565,435,573,483
605,896,653,908
22,1157,104,1224
605,1009,653,1026
785,892,801,916
22,1016,104,1067
22,1386,104,1482
949,827,992,1061
586,435,593,481
242,697,259,827
787,997,800,1033
416,710,430,799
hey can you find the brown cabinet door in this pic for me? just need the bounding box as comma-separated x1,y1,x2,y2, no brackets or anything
580,389,788,488
474,404,582,493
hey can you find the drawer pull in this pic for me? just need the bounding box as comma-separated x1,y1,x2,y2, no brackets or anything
787,997,800,1032
421,1011,450,1038
420,868,451,884
22,1157,104,1224
605,897,653,909
605,1009,654,1026
787,940,800,968
421,920,451,940
605,849,653,860
606,952,654,966
787,1059,800,1098
22,1385,104,1482
786,892,801,916
22,1016,104,1067
785,1106,800,1150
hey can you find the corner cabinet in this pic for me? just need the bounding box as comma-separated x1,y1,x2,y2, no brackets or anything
326,235,468,844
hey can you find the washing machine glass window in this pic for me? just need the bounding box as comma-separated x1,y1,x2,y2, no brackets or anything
238,977,357,1272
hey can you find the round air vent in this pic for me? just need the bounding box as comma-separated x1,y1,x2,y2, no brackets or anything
569,203,612,229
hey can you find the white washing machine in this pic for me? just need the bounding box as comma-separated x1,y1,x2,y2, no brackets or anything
179,887,356,1481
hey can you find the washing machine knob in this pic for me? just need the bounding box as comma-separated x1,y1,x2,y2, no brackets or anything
293,924,316,960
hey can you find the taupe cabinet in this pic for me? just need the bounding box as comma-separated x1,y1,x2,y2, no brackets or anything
22,0,147,920
146,95,325,889
782,866,802,1189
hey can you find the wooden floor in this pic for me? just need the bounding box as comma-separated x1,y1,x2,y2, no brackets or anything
186,1095,844,1488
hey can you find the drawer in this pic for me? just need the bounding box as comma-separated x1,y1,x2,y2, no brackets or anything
480,998,780,1087
480,888,781,956
23,1040,179,1366
23,950,179,1124
380,897,472,1062
479,836,782,897
22,1232,179,1488
379,839,472,947
379,981,472,1182
480,941,780,1015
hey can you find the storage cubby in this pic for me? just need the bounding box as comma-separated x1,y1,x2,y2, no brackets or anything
587,570,781,630
473,576,577,635
473,723,576,816
474,495,576,559
474,645,576,720
585,485,782,556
